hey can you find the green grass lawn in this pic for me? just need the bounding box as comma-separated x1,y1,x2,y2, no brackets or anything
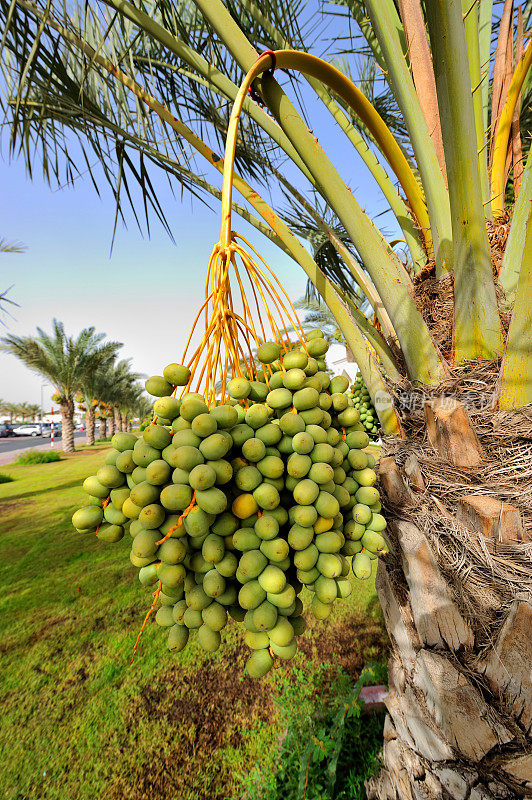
0,448,387,800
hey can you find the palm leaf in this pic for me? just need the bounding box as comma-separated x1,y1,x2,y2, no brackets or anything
0,237,26,253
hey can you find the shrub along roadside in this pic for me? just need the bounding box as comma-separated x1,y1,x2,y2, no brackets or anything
16,450,62,465
242,662,387,800
0,472,14,483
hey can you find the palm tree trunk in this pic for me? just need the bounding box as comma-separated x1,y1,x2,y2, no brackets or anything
85,407,95,446
59,399,75,454
106,416,115,438
114,406,122,432
367,385,531,799
98,418,106,439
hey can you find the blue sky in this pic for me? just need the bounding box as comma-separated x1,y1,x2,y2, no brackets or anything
0,27,398,408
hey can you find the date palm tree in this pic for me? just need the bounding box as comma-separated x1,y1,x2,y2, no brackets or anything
117,380,146,433
80,370,110,446
2,401,21,423
27,403,41,421
0,398,9,420
0,320,121,452
17,401,41,421
2,1,532,794
110,359,143,434
79,360,140,444
131,394,152,431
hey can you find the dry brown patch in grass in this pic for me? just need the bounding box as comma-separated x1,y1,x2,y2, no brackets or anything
104,614,387,800
107,643,274,800
0,613,72,655
298,608,388,677
0,498,31,518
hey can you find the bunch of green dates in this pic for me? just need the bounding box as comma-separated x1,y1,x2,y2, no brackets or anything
72,331,387,678
346,374,380,438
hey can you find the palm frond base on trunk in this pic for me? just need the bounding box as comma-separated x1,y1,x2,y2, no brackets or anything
367,363,532,799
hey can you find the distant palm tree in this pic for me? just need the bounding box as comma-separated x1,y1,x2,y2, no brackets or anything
0,400,42,422
80,359,142,445
3,402,20,423
122,385,150,432
16,401,41,421
15,402,27,420
112,360,143,433
80,370,112,446
0,320,121,452
294,297,347,347
129,394,152,432
26,403,42,421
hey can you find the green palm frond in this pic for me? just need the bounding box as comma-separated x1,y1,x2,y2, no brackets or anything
324,0,385,70
280,195,368,306
0,286,19,325
0,238,26,253
0,0,310,237
0,0,201,237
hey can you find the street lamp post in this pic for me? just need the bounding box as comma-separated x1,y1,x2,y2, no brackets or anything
40,381,48,420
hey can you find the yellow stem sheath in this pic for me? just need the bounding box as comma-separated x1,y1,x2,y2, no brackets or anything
491,43,532,216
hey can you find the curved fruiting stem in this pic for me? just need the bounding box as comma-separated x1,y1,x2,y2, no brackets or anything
184,0,447,384
181,237,308,402
156,492,197,545
220,49,431,251
491,42,532,215
131,580,162,664
229,0,426,270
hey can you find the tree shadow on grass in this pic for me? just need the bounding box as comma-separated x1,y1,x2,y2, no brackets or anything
2,479,88,503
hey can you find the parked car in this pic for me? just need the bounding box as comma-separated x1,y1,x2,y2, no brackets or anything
12,423,44,437
0,422,14,437
41,423,61,438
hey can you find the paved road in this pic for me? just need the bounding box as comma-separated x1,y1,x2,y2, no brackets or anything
0,431,87,465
